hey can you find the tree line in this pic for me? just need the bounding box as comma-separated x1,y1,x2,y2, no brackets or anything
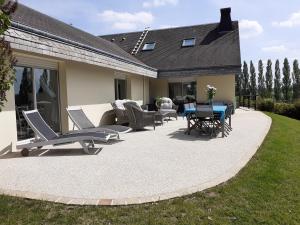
236,58,300,102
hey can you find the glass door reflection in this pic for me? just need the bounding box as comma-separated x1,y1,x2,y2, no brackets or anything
34,69,60,132
14,66,60,140
14,67,35,140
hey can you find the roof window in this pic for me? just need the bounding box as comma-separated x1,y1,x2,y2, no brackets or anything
142,42,156,51
182,38,196,47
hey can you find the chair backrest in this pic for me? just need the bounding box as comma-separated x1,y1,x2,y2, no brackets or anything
66,107,95,129
112,100,127,110
123,102,139,124
189,103,196,109
184,103,190,110
225,104,233,118
159,97,173,109
195,105,214,118
22,110,58,141
184,102,196,110
212,101,225,106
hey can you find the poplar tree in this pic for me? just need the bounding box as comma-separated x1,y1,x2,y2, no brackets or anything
274,59,281,101
257,60,266,98
235,73,242,104
249,60,257,97
282,58,292,102
265,59,273,98
292,59,300,100
242,61,249,95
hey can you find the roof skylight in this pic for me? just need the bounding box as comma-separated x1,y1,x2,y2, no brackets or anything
182,38,196,47
142,42,156,51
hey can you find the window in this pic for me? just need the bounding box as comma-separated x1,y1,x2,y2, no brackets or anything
14,66,60,140
114,79,127,100
169,82,197,101
142,42,156,51
182,38,196,47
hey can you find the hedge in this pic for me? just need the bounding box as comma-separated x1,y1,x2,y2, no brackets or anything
257,98,300,120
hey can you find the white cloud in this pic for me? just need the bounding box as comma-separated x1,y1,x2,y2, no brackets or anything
239,19,263,39
272,10,300,27
98,10,154,30
143,0,178,8
262,45,287,53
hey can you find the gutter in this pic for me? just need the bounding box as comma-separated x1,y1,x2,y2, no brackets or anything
10,21,157,73
158,65,241,78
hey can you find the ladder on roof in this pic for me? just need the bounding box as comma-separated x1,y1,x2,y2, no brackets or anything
131,27,150,55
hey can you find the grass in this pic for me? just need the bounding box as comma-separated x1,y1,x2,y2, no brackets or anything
0,113,300,225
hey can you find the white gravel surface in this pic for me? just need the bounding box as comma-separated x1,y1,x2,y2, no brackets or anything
0,109,271,205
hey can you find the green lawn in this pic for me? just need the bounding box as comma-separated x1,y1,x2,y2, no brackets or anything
0,113,299,225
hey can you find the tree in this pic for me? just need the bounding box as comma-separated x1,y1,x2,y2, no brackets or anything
265,59,273,98
235,73,242,104
292,59,300,100
249,60,257,97
0,0,17,111
274,59,281,101
282,58,292,102
242,61,249,95
257,60,266,98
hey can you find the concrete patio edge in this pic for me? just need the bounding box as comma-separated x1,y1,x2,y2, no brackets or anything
0,112,272,206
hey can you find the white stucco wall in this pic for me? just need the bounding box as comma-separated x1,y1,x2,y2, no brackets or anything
0,88,17,152
197,74,235,102
149,78,169,102
64,61,148,130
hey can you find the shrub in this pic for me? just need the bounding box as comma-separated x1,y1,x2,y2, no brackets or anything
294,100,300,120
274,103,295,117
256,98,300,120
257,98,274,112
273,101,300,120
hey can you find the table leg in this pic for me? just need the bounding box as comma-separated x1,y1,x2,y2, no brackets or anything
222,118,225,138
186,115,191,135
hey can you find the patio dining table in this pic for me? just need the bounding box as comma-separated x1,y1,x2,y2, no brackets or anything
185,105,228,137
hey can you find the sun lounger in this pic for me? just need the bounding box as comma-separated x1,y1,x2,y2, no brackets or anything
66,107,132,139
17,110,111,156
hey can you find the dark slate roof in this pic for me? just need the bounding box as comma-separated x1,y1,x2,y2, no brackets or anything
10,4,155,71
101,22,241,77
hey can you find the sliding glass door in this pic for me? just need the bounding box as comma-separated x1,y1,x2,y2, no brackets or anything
169,81,197,101
14,66,60,140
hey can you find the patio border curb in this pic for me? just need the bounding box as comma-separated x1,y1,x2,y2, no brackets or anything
0,112,272,206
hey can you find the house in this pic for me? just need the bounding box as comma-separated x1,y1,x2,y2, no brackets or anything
101,7,241,104
0,4,241,152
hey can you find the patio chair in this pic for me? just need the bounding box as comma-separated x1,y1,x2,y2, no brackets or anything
123,102,156,130
111,100,130,125
193,105,215,136
17,110,111,156
66,107,132,139
224,104,233,132
183,102,196,118
156,97,178,120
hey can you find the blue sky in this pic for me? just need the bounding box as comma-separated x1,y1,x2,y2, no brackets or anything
19,0,300,68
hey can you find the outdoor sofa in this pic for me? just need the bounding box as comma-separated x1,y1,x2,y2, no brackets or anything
123,101,156,130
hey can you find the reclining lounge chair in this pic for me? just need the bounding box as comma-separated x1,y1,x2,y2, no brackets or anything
17,110,111,156
66,107,132,139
